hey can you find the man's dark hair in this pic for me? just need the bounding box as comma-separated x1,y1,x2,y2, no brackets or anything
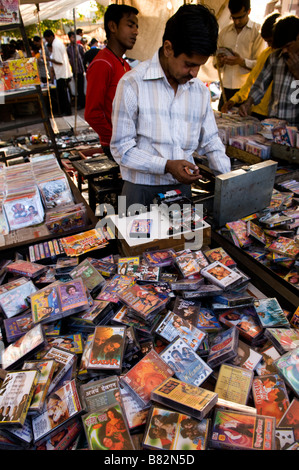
68,31,75,39
162,4,219,57
104,4,139,40
272,15,299,49
33,35,41,42
89,38,98,47
261,12,280,40
76,28,83,35
43,29,54,39
228,0,250,14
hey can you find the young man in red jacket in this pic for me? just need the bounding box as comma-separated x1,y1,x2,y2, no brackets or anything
84,4,139,159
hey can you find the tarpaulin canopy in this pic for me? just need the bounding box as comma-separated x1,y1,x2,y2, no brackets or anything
19,0,109,25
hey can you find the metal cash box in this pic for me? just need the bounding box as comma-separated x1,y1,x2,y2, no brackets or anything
213,160,277,227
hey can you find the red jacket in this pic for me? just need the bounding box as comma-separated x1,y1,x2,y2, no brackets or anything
84,47,131,146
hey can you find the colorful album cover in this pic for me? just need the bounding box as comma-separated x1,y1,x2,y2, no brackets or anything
201,261,243,290
3,191,44,230
31,282,61,324
160,337,212,387
134,260,161,282
218,307,263,342
274,347,299,397
215,364,254,405
246,220,266,244
22,360,57,415
77,333,94,379
112,305,159,335
87,326,126,371
38,176,73,209
225,220,252,248
0,280,37,319
143,249,176,267
175,252,201,278
129,218,152,238
57,278,89,313
45,334,84,355
72,300,112,325
278,398,299,442
121,349,174,406
43,346,77,395
6,260,46,279
31,379,83,443
0,370,38,428
290,307,299,329
151,378,217,420
118,284,168,321
96,274,136,303
4,312,34,343
252,374,290,421
253,298,290,328
60,228,108,257
80,376,122,412
204,246,236,267
196,307,221,333
265,327,299,354
192,250,209,269
172,297,201,327
268,237,299,259
210,409,276,450
70,259,105,293
155,311,206,351
117,256,140,275
207,327,239,369
1,324,46,370
143,406,210,451
82,403,134,451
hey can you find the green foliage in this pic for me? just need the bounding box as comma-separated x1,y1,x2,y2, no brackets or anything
92,2,107,24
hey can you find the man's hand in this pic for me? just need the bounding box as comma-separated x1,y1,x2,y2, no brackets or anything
239,97,254,117
165,160,201,184
286,52,299,79
223,52,246,67
216,53,226,68
221,100,235,113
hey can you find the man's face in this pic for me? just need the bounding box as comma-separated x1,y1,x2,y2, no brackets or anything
113,12,139,50
45,35,54,45
282,33,299,58
166,47,209,85
230,6,250,31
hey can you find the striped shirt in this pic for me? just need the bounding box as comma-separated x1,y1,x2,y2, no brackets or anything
110,50,231,186
249,49,299,128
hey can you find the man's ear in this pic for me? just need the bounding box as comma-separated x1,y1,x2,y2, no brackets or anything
163,40,174,58
107,20,117,35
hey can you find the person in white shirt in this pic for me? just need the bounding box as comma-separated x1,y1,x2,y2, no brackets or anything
43,29,73,116
110,4,231,212
215,0,265,110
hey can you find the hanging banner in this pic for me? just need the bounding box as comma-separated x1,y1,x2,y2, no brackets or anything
0,0,20,25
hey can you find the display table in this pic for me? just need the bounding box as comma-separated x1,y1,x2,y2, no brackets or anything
105,206,211,257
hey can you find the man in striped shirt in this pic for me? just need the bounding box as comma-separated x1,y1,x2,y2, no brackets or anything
110,4,231,210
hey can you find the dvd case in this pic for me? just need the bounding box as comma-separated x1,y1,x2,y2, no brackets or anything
264,327,299,354
43,346,77,395
5,260,46,279
230,339,263,371
82,402,135,450
214,364,254,405
3,312,34,343
151,377,218,420
86,326,126,372
160,337,213,387
218,307,263,343
253,298,290,328
120,349,174,407
143,405,210,450
155,311,206,351
209,409,276,450
80,376,122,412
1,324,46,370
69,259,105,295
207,327,239,369
252,373,290,420
274,347,299,397
201,261,243,290
31,379,83,445
0,370,38,428
0,280,38,319
22,359,57,415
